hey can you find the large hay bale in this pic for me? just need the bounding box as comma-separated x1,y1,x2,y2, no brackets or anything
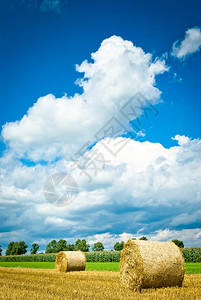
120,239,185,291
56,251,86,272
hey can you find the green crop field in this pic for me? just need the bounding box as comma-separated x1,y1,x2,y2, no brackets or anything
0,261,200,273
0,262,55,269
185,263,201,274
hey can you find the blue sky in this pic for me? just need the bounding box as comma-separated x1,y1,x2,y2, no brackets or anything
0,0,201,252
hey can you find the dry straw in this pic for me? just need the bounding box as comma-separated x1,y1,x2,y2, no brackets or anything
120,239,185,291
55,251,86,272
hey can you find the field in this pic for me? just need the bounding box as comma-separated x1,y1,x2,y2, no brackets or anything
0,261,120,271
185,263,201,274
0,267,201,299
0,262,200,299
0,261,201,273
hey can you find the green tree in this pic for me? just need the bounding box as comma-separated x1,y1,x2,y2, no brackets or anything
172,239,184,248
45,240,57,253
6,241,28,255
6,242,15,255
65,244,74,251
30,243,39,254
139,236,148,241
0,245,3,256
132,238,136,240
17,241,28,254
92,242,104,252
56,239,67,252
113,241,124,251
74,239,90,252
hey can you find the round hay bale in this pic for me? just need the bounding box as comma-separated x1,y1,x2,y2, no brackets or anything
120,239,185,291
56,251,86,272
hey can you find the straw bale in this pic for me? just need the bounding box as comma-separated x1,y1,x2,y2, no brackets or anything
56,251,86,272
120,239,185,291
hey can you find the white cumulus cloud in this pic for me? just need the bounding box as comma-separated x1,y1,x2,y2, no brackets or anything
171,27,201,59
1,36,168,162
0,135,201,248
151,228,201,247
172,134,190,146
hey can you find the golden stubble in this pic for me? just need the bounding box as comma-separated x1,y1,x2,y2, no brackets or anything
0,268,200,300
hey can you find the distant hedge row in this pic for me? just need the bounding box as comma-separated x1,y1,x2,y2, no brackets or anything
0,251,121,263
0,248,200,263
85,251,121,262
0,253,57,262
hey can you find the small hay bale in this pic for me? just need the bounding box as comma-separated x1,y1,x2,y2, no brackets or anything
120,239,185,291
56,251,86,272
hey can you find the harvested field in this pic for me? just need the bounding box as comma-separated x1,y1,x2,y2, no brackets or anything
0,267,200,299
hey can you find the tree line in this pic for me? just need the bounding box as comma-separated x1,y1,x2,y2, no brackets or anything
0,237,184,256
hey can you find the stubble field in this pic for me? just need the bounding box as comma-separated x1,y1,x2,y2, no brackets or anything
0,267,201,300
